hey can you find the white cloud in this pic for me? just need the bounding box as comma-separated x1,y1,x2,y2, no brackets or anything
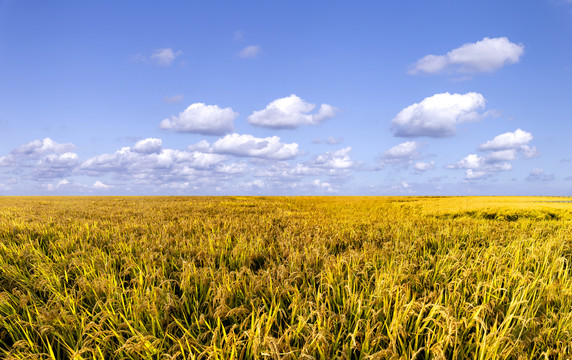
93,181,113,189
79,140,228,181
448,154,513,180
237,45,262,58
312,179,335,193
452,154,483,169
391,92,486,138
46,179,73,192
255,147,356,186
465,169,489,180
485,149,517,163
160,103,237,135
409,37,524,75
164,94,184,103
479,128,534,151
132,138,162,154
448,129,539,180
211,133,299,160
479,129,540,162
414,161,435,172
187,140,211,152
247,94,337,129
35,152,80,178
150,48,182,66
0,138,79,179
311,147,354,169
11,138,74,158
382,141,419,162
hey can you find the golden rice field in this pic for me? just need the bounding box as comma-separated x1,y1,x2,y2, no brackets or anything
1,196,572,359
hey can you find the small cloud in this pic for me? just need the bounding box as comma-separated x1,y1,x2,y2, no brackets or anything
46,179,71,191
382,141,419,163
151,48,183,66
237,45,262,59
479,128,533,151
160,103,237,135
312,136,343,145
479,129,540,160
564,176,572,181
311,147,355,169
131,48,182,66
164,94,184,103
391,92,486,138
414,161,435,172
211,133,299,160
526,168,555,182
312,179,335,193
93,181,113,189
409,37,524,76
132,138,162,154
234,30,245,41
248,94,337,129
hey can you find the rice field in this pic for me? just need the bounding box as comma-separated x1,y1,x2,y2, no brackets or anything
1,196,572,359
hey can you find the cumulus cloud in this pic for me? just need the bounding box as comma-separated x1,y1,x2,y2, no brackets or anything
478,129,539,158
211,133,299,160
79,139,229,184
448,153,513,180
93,181,113,189
311,147,354,169
132,138,162,154
45,179,72,192
10,138,74,158
35,152,80,178
151,48,182,66
160,103,237,135
382,141,419,164
247,94,337,129
237,45,262,58
312,179,335,193
0,138,79,179
409,37,524,75
81,147,226,176
448,129,539,180
255,147,357,185
391,92,486,138
414,161,435,172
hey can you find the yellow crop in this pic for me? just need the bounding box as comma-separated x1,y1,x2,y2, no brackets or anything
1,196,571,359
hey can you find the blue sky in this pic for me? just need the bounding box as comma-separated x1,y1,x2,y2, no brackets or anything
1,0,571,195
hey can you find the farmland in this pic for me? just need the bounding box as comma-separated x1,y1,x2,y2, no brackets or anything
1,196,572,359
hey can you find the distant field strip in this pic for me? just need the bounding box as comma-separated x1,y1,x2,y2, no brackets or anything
1,196,572,359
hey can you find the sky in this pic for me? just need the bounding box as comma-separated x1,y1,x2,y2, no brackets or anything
0,0,571,196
